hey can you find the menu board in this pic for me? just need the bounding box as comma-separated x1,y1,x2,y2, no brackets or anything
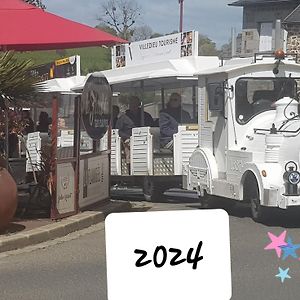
26,132,42,172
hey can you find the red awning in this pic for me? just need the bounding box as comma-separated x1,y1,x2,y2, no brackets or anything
0,0,126,51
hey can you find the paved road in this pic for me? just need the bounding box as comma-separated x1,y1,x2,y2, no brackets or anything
1,195,300,299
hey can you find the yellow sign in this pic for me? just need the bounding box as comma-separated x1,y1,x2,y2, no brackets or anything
186,124,198,130
55,57,70,66
49,66,54,79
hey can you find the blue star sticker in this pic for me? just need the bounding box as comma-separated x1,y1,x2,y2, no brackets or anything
280,237,300,260
276,267,291,283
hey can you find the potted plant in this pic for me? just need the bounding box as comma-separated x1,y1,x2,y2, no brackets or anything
0,51,39,228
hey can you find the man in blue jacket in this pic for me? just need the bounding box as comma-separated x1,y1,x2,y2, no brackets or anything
116,96,154,171
159,93,191,150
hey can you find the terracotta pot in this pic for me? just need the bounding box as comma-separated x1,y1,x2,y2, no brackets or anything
0,167,17,230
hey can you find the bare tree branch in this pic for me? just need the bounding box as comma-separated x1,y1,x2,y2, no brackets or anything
132,25,153,41
24,0,45,9
98,0,142,40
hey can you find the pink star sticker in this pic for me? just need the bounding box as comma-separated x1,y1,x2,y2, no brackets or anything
264,230,287,258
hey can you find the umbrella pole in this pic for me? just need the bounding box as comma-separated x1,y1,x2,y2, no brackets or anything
5,109,9,170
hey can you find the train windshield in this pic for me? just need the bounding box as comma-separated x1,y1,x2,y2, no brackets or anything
235,77,298,124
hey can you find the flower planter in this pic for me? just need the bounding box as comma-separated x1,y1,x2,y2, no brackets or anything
0,167,17,230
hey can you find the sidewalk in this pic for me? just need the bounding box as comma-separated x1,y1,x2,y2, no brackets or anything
0,199,131,253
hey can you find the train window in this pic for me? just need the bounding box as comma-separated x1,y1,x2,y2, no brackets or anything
207,82,224,112
235,77,297,124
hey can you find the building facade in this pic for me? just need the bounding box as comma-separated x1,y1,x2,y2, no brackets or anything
229,0,300,55
283,5,300,56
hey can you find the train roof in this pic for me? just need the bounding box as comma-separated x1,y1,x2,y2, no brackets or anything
195,55,300,77
41,76,86,93
73,56,220,92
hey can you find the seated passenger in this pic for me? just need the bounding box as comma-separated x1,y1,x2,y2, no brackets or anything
21,110,34,135
252,90,274,115
112,105,120,129
124,96,154,128
37,111,51,133
159,93,191,150
115,96,154,170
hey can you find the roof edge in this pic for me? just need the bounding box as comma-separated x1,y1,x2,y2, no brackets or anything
283,3,300,23
228,0,297,7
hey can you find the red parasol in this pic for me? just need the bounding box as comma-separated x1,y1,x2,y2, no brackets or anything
0,0,126,51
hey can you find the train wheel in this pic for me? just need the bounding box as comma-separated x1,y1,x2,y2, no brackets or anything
250,196,268,223
143,176,165,202
198,191,217,209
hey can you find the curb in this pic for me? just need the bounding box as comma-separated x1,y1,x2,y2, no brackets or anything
0,200,131,253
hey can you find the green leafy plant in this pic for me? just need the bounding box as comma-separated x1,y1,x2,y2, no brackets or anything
0,51,41,159
36,144,51,188
0,52,39,105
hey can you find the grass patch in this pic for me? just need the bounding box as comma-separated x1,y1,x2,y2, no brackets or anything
14,47,112,75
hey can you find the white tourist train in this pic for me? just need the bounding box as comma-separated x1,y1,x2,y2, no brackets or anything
78,32,300,222
185,49,300,221
75,31,220,201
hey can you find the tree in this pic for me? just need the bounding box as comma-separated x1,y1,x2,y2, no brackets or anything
150,32,163,39
0,52,40,160
96,23,118,37
24,0,45,9
220,42,231,58
98,0,142,40
167,30,179,35
131,25,153,41
198,34,219,56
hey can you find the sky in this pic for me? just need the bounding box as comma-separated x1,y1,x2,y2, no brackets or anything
42,0,242,48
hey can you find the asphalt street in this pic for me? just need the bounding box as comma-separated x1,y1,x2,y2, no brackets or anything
1,191,300,299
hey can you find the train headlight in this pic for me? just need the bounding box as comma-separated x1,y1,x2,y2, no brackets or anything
283,161,300,196
288,171,300,185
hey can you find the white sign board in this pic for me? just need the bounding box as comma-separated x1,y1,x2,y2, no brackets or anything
26,132,42,172
99,130,108,152
112,31,198,68
56,162,75,215
59,130,74,148
259,22,273,52
80,131,93,152
79,154,109,208
79,130,108,152
105,209,231,300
